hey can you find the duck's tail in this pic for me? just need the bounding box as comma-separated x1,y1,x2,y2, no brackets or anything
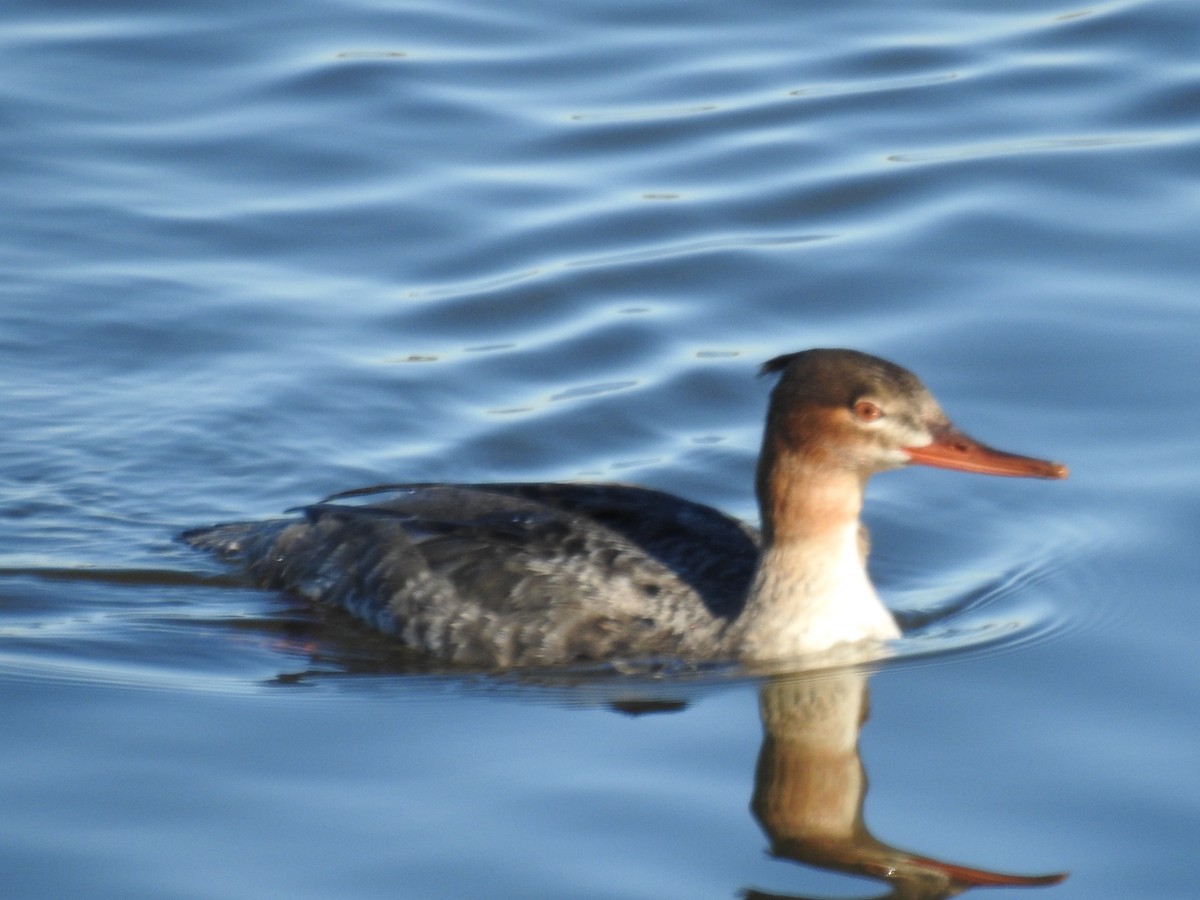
181,520,283,562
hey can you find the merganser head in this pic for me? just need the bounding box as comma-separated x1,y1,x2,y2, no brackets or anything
760,349,1068,480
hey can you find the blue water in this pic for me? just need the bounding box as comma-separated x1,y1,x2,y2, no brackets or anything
2,0,1198,896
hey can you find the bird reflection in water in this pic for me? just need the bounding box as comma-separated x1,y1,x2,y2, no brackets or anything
257,618,1066,900
746,671,1066,899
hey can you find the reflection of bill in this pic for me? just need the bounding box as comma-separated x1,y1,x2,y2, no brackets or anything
747,673,1066,900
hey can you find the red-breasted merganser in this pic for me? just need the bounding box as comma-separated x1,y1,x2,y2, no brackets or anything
184,349,1067,667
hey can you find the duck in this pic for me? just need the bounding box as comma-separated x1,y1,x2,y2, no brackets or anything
183,348,1066,668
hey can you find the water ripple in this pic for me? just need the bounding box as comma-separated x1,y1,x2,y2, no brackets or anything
891,132,1163,164
788,70,960,100
404,232,828,301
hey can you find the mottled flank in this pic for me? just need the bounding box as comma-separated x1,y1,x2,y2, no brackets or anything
184,483,759,668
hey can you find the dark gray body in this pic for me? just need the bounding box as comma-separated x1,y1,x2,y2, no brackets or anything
184,482,760,668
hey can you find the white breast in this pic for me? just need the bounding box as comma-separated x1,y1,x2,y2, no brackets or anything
733,521,901,661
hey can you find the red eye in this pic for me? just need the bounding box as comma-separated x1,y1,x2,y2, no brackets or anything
853,400,883,422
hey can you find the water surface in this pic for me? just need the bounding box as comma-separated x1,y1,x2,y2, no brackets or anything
2,0,1198,897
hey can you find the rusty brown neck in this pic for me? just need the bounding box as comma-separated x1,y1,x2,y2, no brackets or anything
755,427,866,551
